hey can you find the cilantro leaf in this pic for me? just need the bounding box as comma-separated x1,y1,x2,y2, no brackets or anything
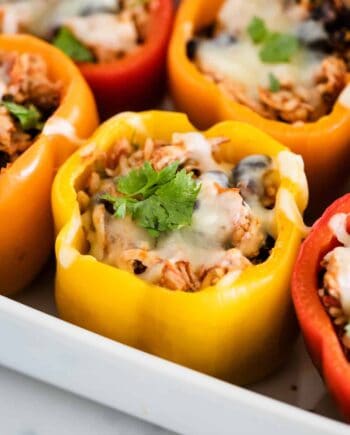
101,161,200,237
268,73,280,92
259,33,299,63
117,161,179,198
155,169,201,231
247,17,268,43
53,27,95,63
133,168,201,235
133,196,168,236
117,161,159,197
3,101,43,131
155,162,179,185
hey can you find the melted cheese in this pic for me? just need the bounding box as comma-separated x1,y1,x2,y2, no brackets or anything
155,175,250,270
197,0,326,98
64,13,137,53
197,39,322,99
278,188,309,236
0,0,118,38
218,0,307,36
338,85,350,109
172,132,223,172
277,150,309,205
103,215,155,267
191,175,248,245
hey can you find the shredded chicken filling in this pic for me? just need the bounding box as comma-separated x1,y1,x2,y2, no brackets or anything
0,50,60,169
320,213,350,357
78,133,278,292
191,0,350,123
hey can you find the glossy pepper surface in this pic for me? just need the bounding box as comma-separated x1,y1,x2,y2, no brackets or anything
0,34,98,295
53,111,308,384
292,194,350,421
168,0,350,215
78,0,174,119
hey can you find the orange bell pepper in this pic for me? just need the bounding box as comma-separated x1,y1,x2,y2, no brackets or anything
168,0,350,216
0,34,98,295
53,111,308,384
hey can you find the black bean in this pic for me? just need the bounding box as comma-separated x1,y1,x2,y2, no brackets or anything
232,155,271,187
251,235,275,264
0,151,10,169
191,168,201,177
198,23,216,38
133,260,147,275
98,198,115,215
186,39,198,60
307,39,332,53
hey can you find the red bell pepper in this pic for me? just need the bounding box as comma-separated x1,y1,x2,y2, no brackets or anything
292,194,350,421
78,0,174,119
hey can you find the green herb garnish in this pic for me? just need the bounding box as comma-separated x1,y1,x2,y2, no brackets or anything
259,33,299,63
247,17,299,64
3,101,43,131
52,27,94,63
268,73,280,92
247,16,268,44
101,161,201,237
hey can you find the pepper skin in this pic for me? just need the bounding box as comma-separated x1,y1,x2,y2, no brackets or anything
53,111,308,384
168,0,350,216
78,0,174,119
0,34,98,296
292,194,350,421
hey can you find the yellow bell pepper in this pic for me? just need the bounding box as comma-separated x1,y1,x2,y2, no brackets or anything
53,111,308,384
0,35,98,295
168,0,350,217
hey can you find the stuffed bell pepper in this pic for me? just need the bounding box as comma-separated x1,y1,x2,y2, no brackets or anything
293,194,350,421
0,0,174,118
53,111,308,384
0,34,98,295
168,0,350,215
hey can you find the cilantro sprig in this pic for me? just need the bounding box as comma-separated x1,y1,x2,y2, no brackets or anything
247,16,299,63
3,101,44,131
101,161,201,237
53,27,95,63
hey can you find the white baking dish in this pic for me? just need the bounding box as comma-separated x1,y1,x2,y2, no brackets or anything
0,265,344,435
